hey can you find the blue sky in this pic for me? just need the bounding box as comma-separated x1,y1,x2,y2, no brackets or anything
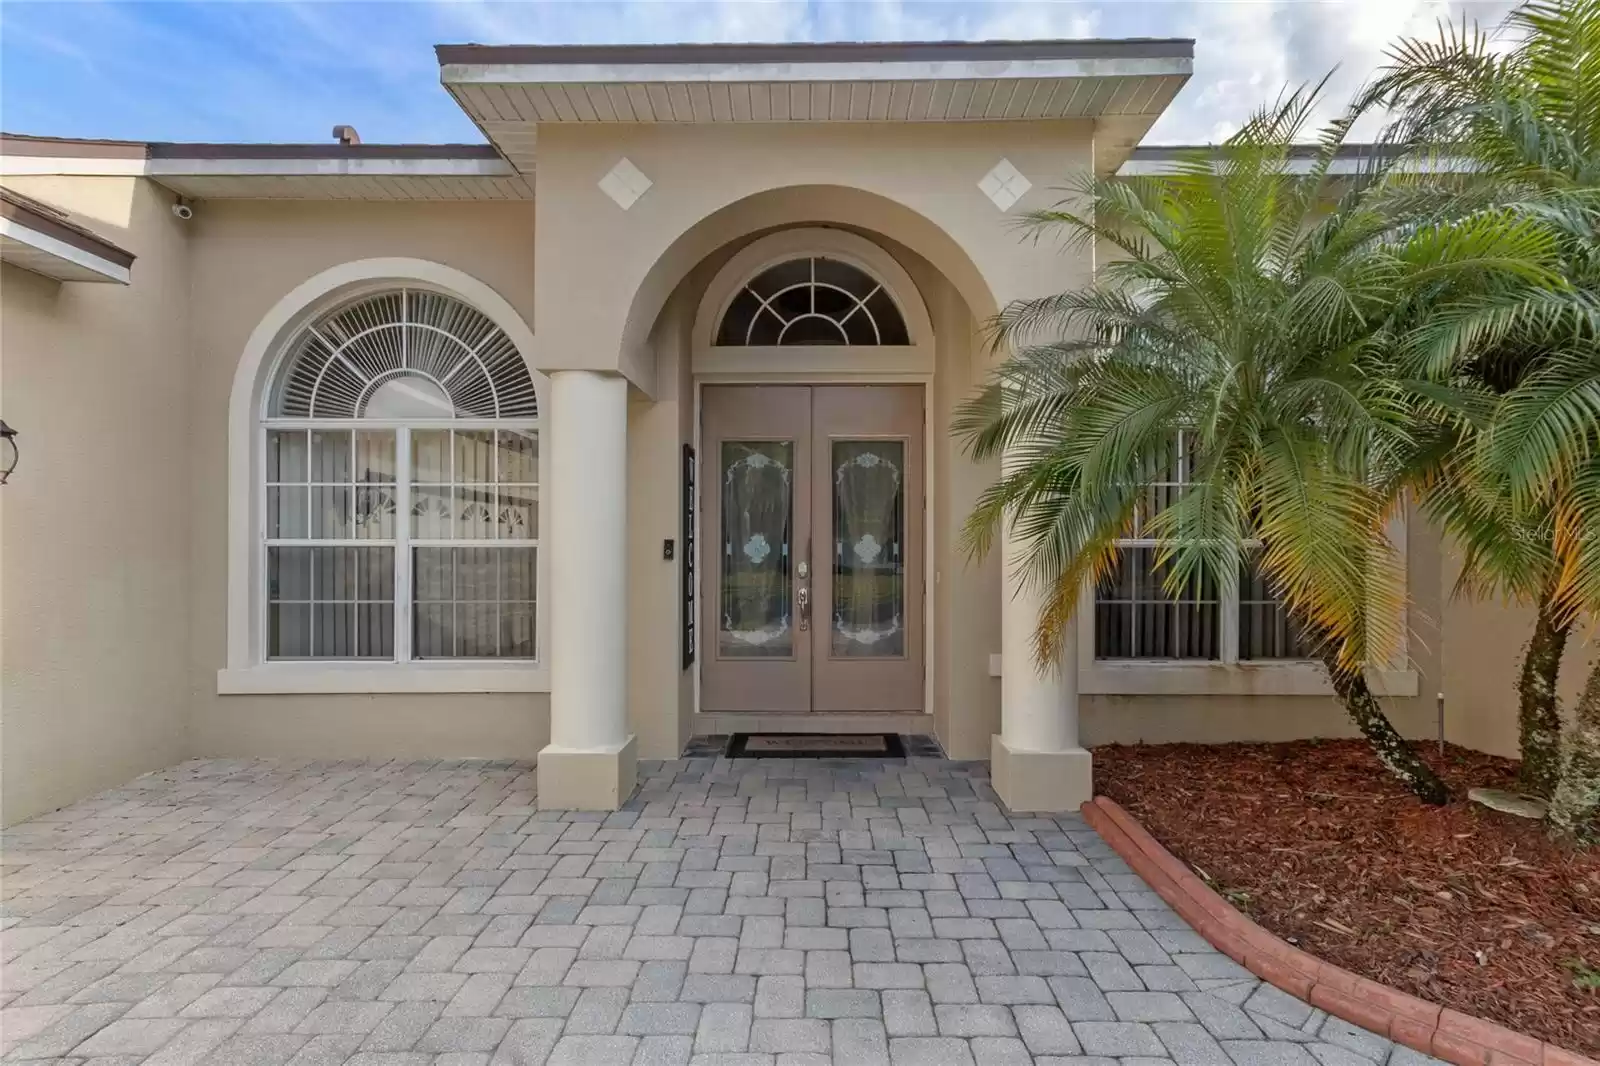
1,1,1513,146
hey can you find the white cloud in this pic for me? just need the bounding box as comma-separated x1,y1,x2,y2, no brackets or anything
1137,0,1517,141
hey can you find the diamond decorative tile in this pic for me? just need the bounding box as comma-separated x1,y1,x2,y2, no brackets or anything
978,158,1032,212
599,157,652,210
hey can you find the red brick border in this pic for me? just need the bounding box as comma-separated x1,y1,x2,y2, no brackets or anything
1081,795,1596,1066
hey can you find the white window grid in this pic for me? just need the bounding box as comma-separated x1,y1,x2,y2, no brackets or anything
261,419,539,664
1096,431,1307,664
717,257,910,347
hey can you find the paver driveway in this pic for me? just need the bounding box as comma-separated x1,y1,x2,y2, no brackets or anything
0,752,1445,1065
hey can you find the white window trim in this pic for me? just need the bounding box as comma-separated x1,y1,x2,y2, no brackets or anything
691,228,936,377
222,258,550,695
1075,513,1418,698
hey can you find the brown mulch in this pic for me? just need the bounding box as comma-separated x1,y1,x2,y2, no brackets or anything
1093,740,1600,1056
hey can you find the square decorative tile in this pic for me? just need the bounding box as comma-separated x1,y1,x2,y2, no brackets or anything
599,157,652,210
978,159,1031,211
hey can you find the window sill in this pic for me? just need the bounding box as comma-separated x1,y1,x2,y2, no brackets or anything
1080,661,1419,698
217,663,550,695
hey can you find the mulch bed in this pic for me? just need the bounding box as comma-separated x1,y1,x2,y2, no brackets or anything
1093,740,1600,1056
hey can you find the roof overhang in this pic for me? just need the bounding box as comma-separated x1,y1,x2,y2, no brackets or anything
437,39,1194,172
0,136,534,200
0,188,133,283
1118,144,1474,176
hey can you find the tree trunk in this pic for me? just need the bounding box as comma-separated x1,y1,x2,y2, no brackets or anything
1298,613,1450,805
1516,584,1570,797
1319,655,1451,805
1547,656,1600,845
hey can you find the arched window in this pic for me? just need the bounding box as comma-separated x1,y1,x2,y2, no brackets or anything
262,288,538,662
715,256,910,346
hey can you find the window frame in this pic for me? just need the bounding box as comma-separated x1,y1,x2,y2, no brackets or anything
259,418,541,667
1077,459,1419,697
219,263,549,696
690,228,936,379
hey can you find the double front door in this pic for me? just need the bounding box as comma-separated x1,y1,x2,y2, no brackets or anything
702,385,923,713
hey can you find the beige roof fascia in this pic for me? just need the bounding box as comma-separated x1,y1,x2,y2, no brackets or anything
1118,143,1475,176
435,38,1194,85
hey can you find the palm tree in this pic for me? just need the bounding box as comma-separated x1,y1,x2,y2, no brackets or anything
1359,0,1600,818
956,88,1564,805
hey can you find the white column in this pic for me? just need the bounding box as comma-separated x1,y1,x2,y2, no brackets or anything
991,451,1092,813
538,369,637,809
1000,537,1076,752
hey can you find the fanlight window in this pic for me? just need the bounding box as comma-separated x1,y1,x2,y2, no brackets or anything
716,257,910,347
262,287,539,664
272,289,538,419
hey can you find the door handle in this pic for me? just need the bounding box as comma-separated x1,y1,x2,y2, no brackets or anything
797,586,810,631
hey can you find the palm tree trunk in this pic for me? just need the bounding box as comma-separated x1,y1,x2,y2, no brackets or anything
1546,656,1600,846
1516,583,1570,797
1299,616,1451,805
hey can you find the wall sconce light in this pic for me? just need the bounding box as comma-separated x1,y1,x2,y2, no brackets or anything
0,421,18,484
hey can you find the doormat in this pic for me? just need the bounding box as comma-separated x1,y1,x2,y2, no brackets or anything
725,733,907,759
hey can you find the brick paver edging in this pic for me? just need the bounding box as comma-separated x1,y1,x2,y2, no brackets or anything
1080,795,1596,1066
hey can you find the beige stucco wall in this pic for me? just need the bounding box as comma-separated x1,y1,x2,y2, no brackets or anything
625,273,698,760
0,176,192,824
183,199,550,760
1441,550,1600,758
545,120,1091,760
921,254,1002,760
530,120,1098,390
8,132,1596,823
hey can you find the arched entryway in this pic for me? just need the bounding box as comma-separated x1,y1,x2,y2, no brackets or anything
692,228,934,720
532,178,1093,814
610,210,1000,756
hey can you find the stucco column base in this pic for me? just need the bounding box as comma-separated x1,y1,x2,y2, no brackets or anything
536,736,638,811
990,735,1092,814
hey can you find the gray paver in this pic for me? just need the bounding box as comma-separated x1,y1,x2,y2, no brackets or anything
621,1002,702,1036
637,1034,695,1066
934,1003,1016,1037
1244,982,1316,1027
803,989,879,1019
695,1003,753,1053
831,1018,890,1066
413,1017,510,1053
566,986,628,1034
749,1018,828,1054
754,976,803,1019
546,1034,639,1066
1222,1039,1322,1065
1011,1005,1079,1056
1150,1021,1230,1063
881,989,937,1037
70,1017,190,1057
493,1018,563,1063
0,755,1410,1066
889,1036,975,1066
1106,990,1193,1022
969,1036,1033,1066
1073,1021,1167,1058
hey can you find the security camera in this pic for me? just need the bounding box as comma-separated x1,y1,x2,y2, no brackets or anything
171,199,194,221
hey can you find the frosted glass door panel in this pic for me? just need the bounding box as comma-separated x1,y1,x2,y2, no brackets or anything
831,440,905,658
719,441,794,658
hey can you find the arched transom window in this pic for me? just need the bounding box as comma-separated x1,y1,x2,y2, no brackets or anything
715,256,910,347
262,288,539,663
